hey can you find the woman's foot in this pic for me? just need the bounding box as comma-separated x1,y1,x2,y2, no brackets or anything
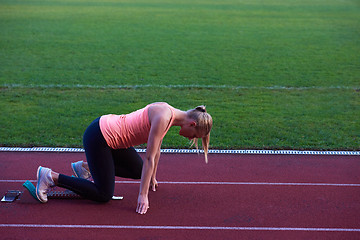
36,166,55,203
71,161,92,180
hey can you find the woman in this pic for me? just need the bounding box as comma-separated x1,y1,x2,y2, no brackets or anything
35,102,213,214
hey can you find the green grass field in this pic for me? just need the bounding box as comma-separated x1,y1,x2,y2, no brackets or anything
1,0,359,150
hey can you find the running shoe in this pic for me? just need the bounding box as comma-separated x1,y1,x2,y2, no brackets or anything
71,161,92,180
36,166,55,203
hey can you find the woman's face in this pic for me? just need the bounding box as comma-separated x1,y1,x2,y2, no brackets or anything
179,123,200,140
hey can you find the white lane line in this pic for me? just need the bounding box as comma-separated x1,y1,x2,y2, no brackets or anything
1,147,359,155
0,224,359,232
152,181,360,187
1,180,360,187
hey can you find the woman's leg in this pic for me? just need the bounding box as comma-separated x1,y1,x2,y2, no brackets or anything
112,147,143,179
56,118,115,202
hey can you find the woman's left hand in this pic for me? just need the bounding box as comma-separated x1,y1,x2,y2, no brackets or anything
150,178,158,192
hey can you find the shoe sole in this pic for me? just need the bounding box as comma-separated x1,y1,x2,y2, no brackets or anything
36,166,47,203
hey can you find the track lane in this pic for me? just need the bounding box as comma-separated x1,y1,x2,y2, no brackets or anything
1,152,359,183
1,151,359,239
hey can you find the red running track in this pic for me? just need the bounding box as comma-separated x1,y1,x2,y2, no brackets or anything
1,151,360,239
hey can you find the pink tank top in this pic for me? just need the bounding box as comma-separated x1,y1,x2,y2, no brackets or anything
99,103,175,149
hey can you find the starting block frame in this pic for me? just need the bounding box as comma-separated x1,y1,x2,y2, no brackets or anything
21,180,123,202
2,181,123,203
23,180,80,201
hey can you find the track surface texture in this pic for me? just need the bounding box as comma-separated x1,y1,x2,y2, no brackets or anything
1,151,359,240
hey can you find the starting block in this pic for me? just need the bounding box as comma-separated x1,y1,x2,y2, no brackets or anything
21,180,123,202
22,180,80,201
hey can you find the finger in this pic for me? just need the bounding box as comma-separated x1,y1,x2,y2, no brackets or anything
143,203,150,214
150,182,158,192
136,203,141,213
143,205,149,214
139,206,147,214
137,205,145,214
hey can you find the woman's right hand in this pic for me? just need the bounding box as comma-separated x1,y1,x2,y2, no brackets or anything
136,194,149,214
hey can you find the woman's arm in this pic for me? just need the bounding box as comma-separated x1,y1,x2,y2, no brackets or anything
136,154,154,214
150,141,161,191
136,109,170,214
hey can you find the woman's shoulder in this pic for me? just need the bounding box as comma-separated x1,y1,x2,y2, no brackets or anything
149,102,171,107
148,102,173,111
148,103,174,121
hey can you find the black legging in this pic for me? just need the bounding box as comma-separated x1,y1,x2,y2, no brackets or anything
57,117,143,202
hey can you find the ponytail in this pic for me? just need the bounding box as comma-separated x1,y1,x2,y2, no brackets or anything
202,134,210,164
188,105,213,163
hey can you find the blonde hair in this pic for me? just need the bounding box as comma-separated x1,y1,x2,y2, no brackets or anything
187,105,213,163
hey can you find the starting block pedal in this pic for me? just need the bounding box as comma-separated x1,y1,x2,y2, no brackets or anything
22,180,123,202
22,180,40,202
